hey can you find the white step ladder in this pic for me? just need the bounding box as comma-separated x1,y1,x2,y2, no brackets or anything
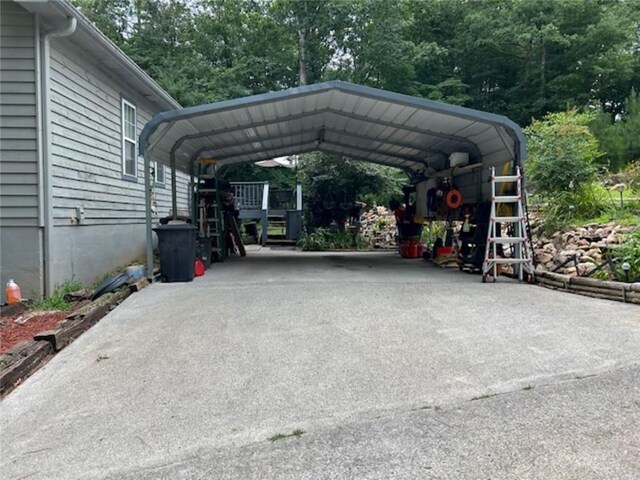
482,166,534,283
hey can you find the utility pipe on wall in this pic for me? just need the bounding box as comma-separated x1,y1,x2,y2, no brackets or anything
41,16,77,296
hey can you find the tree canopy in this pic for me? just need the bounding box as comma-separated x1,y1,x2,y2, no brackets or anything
75,0,639,115
74,0,640,171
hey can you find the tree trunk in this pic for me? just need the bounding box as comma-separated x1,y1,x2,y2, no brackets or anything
298,27,307,86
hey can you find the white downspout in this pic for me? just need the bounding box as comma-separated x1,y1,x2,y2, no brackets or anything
41,16,77,295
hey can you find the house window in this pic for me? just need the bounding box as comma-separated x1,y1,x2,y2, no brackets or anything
121,98,137,178
155,162,165,185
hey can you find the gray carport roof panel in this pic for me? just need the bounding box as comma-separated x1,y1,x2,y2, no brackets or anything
139,81,526,174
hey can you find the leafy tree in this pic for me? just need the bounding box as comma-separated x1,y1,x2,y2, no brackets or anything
74,0,640,123
525,110,601,194
591,89,640,171
342,0,418,94
298,152,405,227
271,0,351,85
74,0,131,45
525,110,610,231
223,162,297,190
406,0,640,124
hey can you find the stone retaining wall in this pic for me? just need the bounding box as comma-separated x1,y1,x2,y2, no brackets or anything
531,220,634,276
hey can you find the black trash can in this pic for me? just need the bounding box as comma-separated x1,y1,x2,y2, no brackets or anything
153,223,196,282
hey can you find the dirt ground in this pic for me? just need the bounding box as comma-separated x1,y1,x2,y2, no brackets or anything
0,310,71,354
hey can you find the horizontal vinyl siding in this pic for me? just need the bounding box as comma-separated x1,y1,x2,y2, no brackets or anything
0,1,38,227
49,40,188,227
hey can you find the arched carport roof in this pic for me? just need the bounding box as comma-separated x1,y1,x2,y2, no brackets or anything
139,81,527,280
139,81,526,176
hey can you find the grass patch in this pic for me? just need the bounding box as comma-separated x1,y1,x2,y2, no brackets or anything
267,225,286,236
574,204,640,226
31,280,83,311
268,429,305,442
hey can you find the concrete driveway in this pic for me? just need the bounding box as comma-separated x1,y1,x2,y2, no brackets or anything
1,249,639,479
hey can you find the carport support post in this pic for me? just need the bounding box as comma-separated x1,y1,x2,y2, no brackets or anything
189,169,196,225
171,153,178,220
144,151,154,281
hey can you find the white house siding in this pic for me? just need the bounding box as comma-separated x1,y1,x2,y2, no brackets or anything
0,2,43,301
48,37,189,286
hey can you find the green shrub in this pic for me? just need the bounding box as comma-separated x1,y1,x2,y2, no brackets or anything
354,234,371,250
607,230,640,282
525,110,601,194
298,228,370,250
541,183,612,232
327,230,353,249
298,229,329,251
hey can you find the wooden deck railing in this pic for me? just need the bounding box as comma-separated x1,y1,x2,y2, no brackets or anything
230,182,266,210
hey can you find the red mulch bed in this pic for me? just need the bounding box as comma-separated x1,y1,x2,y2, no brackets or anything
1,310,71,355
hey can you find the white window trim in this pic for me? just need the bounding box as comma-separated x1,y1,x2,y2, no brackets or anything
154,161,166,186
121,98,137,179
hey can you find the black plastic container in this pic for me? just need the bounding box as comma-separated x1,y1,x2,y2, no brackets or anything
196,237,212,269
154,223,196,282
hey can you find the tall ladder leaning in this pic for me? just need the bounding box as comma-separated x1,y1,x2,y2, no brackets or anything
197,162,225,262
482,166,535,283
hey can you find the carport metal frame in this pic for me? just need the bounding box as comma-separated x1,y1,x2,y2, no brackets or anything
139,81,527,280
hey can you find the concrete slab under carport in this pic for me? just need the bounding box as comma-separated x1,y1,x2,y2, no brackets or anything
0,249,638,479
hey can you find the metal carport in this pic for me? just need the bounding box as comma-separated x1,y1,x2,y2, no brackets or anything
139,80,526,279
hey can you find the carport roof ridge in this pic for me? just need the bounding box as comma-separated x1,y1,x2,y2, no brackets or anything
139,80,526,175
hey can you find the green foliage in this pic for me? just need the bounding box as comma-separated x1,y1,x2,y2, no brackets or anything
525,110,639,232
590,89,640,172
607,230,640,282
328,230,354,250
73,0,131,45
373,217,390,232
525,110,602,194
298,228,330,251
354,234,370,250
407,0,640,123
342,0,417,93
297,227,371,251
298,152,405,228
74,0,640,123
421,221,448,245
538,184,611,232
223,163,297,190
616,161,640,193
32,280,84,312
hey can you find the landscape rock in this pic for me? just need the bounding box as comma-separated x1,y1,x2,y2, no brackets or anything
527,213,635,278
359,207,397,249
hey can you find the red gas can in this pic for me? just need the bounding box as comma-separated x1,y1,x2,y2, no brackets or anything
194,258,206,277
